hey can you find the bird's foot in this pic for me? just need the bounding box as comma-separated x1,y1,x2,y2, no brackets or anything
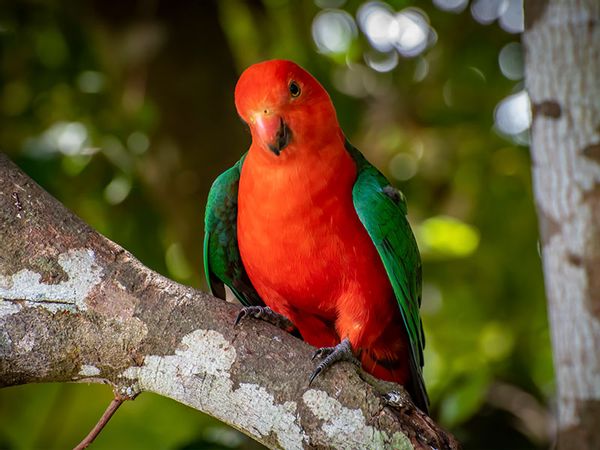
234,305,298,334
309,338,361,384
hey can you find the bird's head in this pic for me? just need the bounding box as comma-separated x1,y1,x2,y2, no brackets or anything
234,60,342,157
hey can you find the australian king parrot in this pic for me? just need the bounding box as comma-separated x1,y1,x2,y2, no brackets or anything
204,60,428,412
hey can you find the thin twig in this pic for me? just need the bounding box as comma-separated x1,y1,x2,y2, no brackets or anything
73,395,126,450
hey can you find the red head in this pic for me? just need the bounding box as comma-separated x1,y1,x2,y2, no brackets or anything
234,60,342,157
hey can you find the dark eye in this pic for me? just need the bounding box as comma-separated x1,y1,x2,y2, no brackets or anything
289,81,301,98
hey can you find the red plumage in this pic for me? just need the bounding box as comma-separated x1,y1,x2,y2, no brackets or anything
235,60,412,386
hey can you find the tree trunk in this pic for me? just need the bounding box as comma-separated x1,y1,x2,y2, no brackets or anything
0,153,458,449
523,1,600,448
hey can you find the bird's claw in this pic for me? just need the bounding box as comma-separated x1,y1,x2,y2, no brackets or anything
311,347,333,361
235,305,262,326
308,366,323,384
234,305,297,334
309,338,361,384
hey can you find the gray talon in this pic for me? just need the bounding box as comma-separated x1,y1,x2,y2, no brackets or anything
234,305,297,334
311,347,332,360
235,306,272,325
309,338,360,384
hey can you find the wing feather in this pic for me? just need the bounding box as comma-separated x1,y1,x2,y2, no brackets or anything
346,141,429,412
203,155,264,307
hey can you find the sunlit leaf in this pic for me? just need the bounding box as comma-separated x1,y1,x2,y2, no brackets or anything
417,215,480,258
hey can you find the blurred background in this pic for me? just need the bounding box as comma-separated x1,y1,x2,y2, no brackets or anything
0,0,552,449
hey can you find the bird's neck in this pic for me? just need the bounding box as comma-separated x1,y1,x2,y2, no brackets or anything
241,130,356,203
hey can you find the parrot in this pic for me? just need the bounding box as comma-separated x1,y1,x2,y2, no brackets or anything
204,59,428,413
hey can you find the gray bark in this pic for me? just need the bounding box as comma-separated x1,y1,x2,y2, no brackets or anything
0,154,457,450
523,1,600,449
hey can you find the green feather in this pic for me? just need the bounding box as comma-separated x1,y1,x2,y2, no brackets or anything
203,154,263,307
204,143,428,411
346,141,429,412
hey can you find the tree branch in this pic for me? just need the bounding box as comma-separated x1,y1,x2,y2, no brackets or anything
74,394,128,450
0,153,457,449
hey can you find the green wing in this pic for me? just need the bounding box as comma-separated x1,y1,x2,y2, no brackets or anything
346,141,429,412
203,154,264,307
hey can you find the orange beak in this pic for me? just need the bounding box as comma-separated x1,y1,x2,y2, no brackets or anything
252,111,290,156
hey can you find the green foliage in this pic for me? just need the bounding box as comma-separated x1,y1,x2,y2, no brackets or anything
0,0,551,448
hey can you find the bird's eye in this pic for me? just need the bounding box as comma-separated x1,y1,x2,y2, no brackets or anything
289,81,301,98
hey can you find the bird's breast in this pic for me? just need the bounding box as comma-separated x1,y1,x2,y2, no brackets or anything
236,144,390,322
240,175,345,304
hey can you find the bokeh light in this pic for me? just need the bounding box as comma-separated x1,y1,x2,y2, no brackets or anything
479,322,515,362
494,90,531,136
391,8,436,58
498,0,524,33
332,63,379,97
389,152,418,180
127,131,150,154
357,2,397,52
25,121,93,157
312,9,357,54
418,216,481,258
470,0,508,24
77,71,105,94
357,2,435,57
104,175,132,205
364,49,399,72
433,0,469,13
498,42,524,80
413,57,429,81
471,0,523,33
166,242,194,281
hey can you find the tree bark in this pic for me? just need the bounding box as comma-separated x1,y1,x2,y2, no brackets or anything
0,154,458,449
523,1,600,449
